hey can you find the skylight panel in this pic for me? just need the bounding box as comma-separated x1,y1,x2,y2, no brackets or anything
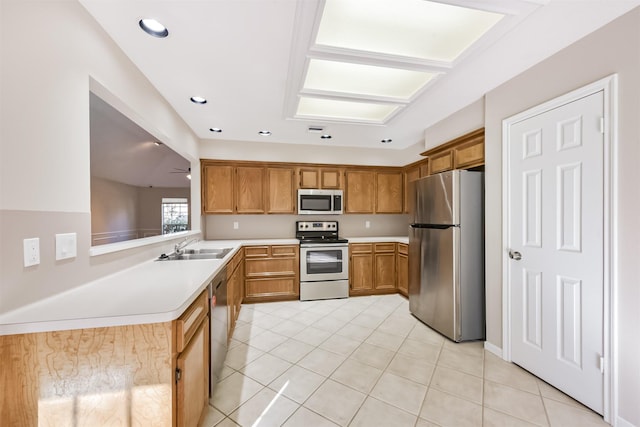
296,97,398,122
303,59,436,99
316,0,504,62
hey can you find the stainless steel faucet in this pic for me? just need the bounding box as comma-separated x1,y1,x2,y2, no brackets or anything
174,238,198,255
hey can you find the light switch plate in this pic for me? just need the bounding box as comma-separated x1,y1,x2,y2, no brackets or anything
23,238,40,267
233,222,239,230
56,233,77,260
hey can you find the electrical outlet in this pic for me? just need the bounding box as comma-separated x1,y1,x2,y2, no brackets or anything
23,238,40,267
233,222,239,230
365,221,371,229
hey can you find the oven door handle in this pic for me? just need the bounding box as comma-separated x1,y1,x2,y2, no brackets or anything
300,243,349,248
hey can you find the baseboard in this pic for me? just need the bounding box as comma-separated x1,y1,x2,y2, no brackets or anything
484,341,503,358
616,415,637,427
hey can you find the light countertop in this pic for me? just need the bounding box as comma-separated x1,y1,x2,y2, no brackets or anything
346,236,409,244
0,239,297,336
0,237,406,336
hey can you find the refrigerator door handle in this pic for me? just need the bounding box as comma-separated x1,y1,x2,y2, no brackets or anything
410,224,456,229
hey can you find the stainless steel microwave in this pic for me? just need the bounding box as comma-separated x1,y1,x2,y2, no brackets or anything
297,189,343,215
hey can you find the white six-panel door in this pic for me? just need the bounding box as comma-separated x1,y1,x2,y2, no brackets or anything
508,91,604,413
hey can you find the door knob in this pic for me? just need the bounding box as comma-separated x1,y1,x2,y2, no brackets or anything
509,250,522,261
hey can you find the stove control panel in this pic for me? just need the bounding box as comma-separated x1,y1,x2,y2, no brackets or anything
296,221,338,232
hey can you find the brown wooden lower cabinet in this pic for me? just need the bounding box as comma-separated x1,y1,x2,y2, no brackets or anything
176,316,209,427
227,248,244,341
0,289,211,427
349,242,399,296
397,243,409,297
243,244,299,303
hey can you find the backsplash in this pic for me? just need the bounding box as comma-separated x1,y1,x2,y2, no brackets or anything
204,214,409,240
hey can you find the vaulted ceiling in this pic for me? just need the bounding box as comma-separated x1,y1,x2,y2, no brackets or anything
80,0,639,152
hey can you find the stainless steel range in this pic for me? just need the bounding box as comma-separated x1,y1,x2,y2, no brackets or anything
296,220,349,301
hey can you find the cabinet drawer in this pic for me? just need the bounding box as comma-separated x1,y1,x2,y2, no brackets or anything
397,243,408,255
245,246,269,257
245,258,297,277
350,243,373,254
374,243,395,252
271,245,297,257
175,290,208,353
245,278,297,299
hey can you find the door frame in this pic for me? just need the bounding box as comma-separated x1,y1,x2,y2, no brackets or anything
501,75,618,423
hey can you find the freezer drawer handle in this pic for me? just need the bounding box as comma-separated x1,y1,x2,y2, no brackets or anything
508,250,522,261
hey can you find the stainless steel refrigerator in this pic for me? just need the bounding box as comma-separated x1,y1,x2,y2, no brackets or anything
408,170,485,342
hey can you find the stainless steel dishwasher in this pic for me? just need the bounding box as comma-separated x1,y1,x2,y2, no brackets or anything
209,268,228,399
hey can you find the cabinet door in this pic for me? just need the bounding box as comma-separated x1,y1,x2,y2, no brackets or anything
345,170,375,213
227,270,236,340
202,164,234,213
376,171,403,213
404,166,421,214
320,169,342,189
176,316,209,427
298,168,319,188
374,243,396,290
453,136,484,169
429,150,453,175
349,244,374,293
267,167,295,214
350,253,373,292
236,166,265,213
397,250,408,297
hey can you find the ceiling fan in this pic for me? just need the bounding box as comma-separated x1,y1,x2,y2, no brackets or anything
170,167,191,180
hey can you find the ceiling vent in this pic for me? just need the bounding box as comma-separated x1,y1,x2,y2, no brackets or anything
307,126,325,133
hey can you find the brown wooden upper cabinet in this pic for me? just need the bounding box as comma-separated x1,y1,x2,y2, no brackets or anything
376,171,403,214
266,167,296,214
345,169,403,214
298,167,343,189
403,163,423,214
236,166,265,213
421,128,485,175
345,170,375,213
202,163,234,213
201,162,265,214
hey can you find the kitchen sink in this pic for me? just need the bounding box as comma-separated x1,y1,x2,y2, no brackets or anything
156,247,233,261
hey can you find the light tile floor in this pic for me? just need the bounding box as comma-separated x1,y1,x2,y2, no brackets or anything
203,294,608,427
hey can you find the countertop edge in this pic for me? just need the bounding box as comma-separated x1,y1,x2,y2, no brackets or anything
0,237,409,335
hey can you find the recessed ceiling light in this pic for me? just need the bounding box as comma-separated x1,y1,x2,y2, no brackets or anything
190,96,207,104
320,134,332,139
381,139,393,144
138,19,169,38
209,128,222,133
153,141,162,146
258,130,272,136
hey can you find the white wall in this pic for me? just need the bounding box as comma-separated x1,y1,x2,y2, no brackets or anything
0,0,202,312
423,98,485,150
199,139,425,167
482,9,638,425
417,8,639,424
205,214,408,240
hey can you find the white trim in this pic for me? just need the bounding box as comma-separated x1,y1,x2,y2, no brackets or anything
89,230,200,257
484,341,503,358
615,416,636,427
501,74,617,424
